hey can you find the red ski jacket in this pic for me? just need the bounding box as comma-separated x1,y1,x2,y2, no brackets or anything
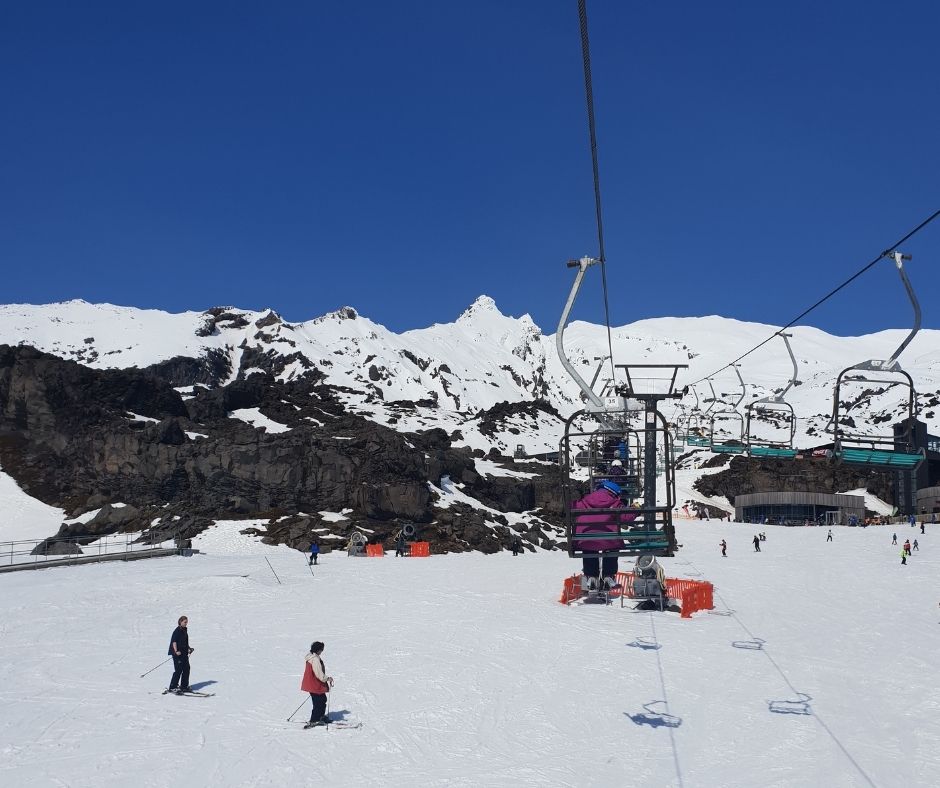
301,656,330,695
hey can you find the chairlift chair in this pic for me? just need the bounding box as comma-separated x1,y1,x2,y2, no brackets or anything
746,333,799,459
827,252,925,471
686,385,714,447
708,371,747,454
555,258,684,559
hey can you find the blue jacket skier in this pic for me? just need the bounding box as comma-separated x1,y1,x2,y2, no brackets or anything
309,540,320,566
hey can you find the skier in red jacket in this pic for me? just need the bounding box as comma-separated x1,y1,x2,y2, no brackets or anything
300,641,333,728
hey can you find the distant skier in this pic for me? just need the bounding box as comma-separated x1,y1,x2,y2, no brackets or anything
903,539,911,556
921,522,926,534
511,536,523,556
913,539,919,551
759,532,767,541
308,539,319,566
909,514,916,527
167,615,194,694
573,479,636,591
753,534,761,552
901,549,907,565
720,539,727,557
300,641,333,729
892,533,898,545
395,532,407,557
827,529,833,542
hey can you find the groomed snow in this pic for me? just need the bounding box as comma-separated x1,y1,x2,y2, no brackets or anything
1,521,937,787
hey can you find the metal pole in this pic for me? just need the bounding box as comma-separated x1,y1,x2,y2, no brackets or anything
644,405,657,528
140,656,173,678
265,557,282,585
287,698,307,722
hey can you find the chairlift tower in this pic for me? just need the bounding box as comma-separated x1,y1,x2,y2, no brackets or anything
613,364,687,532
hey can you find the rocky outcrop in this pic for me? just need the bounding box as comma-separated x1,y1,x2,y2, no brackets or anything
143,350,232,388
475,399,562,438
693,455,895,505
0,344,561,554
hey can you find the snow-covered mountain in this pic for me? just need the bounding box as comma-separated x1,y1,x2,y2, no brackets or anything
2,296,938,456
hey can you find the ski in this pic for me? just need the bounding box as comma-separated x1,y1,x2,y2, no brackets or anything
161,689,215,697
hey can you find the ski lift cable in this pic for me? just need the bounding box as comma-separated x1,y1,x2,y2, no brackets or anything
577,0,616,384
687,207,940,389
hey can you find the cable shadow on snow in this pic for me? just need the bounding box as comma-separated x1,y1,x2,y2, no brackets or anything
625,701,682,729
731,638,766,650
768,693,813,715
626,636,662,651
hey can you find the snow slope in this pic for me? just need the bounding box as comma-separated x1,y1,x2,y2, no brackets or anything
0,464,68,543
1,522,938,787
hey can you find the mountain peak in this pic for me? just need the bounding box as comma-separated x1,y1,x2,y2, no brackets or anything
457,295,500,323
312,306,359,324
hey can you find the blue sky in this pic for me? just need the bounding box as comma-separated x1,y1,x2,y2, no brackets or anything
2,1,938,336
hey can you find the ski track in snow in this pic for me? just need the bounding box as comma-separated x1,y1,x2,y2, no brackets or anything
0,523,938,787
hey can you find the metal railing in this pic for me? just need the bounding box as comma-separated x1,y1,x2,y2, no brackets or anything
1,530,178,568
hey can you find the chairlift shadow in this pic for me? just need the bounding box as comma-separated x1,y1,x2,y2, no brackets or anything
625,701,682,728
626,636,661,651
768,693,813,715
326,708,353,722
189,680,218,691
732,638,766,650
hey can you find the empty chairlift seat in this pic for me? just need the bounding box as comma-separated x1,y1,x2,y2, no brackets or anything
829,446,924,469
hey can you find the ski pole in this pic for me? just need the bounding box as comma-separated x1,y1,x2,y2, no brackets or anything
265,557,282,585
287,698,307,722
140,657,172,678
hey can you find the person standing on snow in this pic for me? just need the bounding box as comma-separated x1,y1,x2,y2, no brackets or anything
720,539,727,557
903,539,911,556
301,641,333,728
901,549,907,565
913,539,919,551
167,615,194,694
827,529,833,542
753,534,761,552
395,532,407,557
921,522,926,534
573,479,636,591
892,533,898,545
308,539,320,566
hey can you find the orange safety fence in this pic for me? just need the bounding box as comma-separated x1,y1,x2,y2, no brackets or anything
559,572,714,618
365,544,384,557
409,541,430,557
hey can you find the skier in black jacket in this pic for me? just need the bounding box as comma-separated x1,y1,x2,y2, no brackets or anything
168,615,194,694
